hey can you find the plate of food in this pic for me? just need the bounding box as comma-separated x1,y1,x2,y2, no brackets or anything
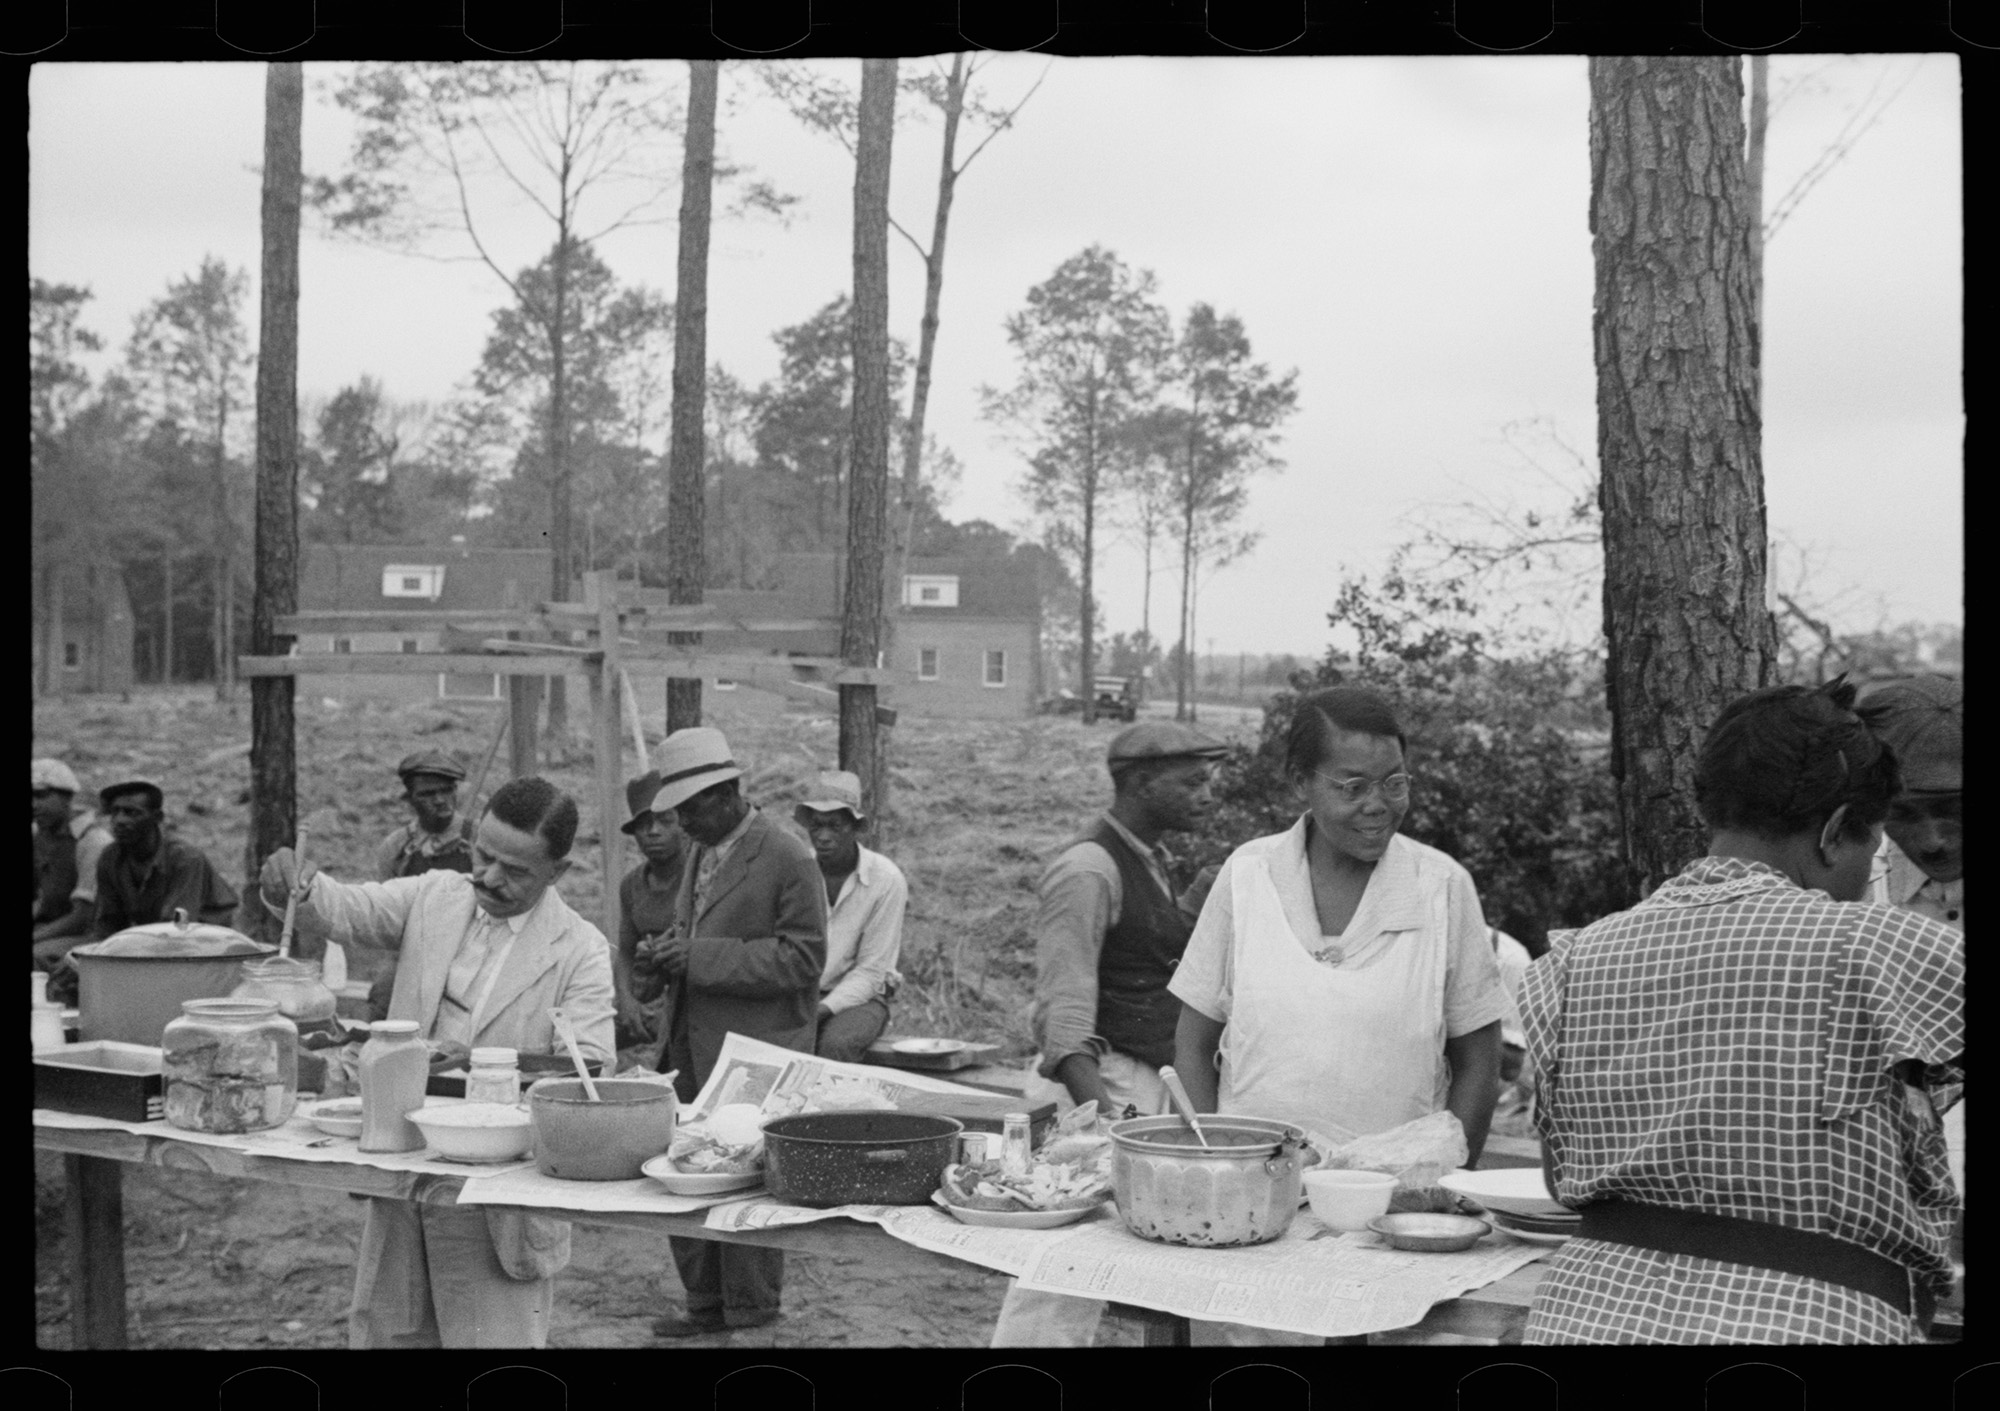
931,1190,1102,1229
642,1155,765,1196
891,1038,970,1056
934,1153,1113,1229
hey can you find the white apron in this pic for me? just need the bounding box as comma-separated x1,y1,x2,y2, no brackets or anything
1216,852,1450,1146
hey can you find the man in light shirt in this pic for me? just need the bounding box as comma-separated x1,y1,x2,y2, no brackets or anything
261,776,615,1348
795,770,907,1063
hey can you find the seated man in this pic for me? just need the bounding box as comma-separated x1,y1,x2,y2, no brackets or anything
794,771,907,1064
33,759,114,980
260,776,615,1349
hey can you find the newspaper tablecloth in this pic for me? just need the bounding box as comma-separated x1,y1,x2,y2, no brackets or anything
34,1102,534,1181
452,1167,759,1216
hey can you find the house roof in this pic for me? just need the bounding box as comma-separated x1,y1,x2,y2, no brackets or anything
301,543,554,614
773,553,1041,620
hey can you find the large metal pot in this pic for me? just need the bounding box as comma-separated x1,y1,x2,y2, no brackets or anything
70,913,275,1048
1110,1114,1319,1247
762,1111,964,1208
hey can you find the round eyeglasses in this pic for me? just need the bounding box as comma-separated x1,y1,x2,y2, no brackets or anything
1312,769,1412,805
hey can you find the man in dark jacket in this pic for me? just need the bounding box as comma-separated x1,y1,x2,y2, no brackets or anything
635,726,827,1339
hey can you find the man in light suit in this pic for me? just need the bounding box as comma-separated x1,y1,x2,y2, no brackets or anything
261,776,616,1349
633,727,827,1338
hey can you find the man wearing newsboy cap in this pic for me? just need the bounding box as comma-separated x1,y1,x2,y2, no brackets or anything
992,720,1226,1346
794,770,908,1064
636,727,828,1339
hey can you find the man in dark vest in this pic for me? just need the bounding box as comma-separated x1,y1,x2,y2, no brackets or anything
992,721,1223,1346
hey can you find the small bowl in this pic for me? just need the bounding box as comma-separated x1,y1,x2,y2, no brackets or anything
408,1102,534,1164
1303,1169,1399,1231
306,1100,364,1139
1368,1212,1492,1252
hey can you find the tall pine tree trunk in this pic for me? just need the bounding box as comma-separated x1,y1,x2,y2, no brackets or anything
162,550,175,683
841,58,896,818
1746,54,1769,367
545,237,573,749
248,61,303,933
666,60,718,735
1590,56,1777,900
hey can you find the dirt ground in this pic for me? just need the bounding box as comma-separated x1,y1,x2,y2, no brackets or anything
34,685,1257,1350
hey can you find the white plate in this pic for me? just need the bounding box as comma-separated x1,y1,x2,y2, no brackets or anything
640,1155,765,1195
891,1038,970,1056
1438,1167,1570,1218
304,1101,364,1139
1494,1224,1573,1246
929,1191,1104,1229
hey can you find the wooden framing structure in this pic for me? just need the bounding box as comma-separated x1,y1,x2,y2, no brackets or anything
240,571,899,945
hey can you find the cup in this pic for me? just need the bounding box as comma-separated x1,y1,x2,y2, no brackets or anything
1304,1169,1399,1231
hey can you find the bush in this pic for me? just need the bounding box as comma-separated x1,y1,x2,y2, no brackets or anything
1174,556,1632,954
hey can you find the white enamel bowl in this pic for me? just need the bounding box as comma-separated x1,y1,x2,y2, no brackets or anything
408,1102,534,1163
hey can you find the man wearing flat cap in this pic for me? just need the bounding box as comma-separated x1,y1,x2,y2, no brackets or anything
90,778,239,943
32,758,114,982
637,727,828,1339
376,750,476,882
1860,674,1967,1216
795,770,908,1064
992,721,1224,1346
612,767,684,1048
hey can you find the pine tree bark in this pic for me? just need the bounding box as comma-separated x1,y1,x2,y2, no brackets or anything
1590,56,1778,899
666,60,718,735
247,61,303,930
841,58,897,818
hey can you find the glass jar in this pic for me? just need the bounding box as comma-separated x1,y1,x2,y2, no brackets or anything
465,1046,522,1106
161,998,299,1134
1001,1111,1034,1178
358,1020,431,1153
230,955,339,1030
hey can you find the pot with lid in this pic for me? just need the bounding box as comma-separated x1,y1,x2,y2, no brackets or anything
70,911,275,1048
1110,1114,1321,1247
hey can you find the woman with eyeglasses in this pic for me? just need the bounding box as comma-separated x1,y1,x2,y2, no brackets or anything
1171,685,1511,1184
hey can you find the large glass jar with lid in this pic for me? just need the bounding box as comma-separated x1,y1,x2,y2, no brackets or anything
161,998,299,1133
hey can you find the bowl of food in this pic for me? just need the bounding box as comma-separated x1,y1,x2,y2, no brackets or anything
408,1102,534,1164
1367,1212,1492,1253
1437,1167,1571,1219
1303,1169,1399,1232
305,1099,365,1139
527,1076,678,1180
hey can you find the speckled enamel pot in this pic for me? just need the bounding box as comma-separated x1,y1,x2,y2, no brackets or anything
761,1112,965,1208
1110,1114,1316,1247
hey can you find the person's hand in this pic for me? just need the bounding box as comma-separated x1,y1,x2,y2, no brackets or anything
615,988,657,1041
653,928,691,981
817,1003,835,1022
258,847,320,911
427,1039,472,1072
1178,863,1222,917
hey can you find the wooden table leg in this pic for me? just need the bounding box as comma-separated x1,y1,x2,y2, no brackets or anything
62,1153,128,1349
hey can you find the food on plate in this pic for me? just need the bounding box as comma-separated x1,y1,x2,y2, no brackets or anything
670,1102,767,1175
937,1158,1112,1213
1319,1111,1470,1213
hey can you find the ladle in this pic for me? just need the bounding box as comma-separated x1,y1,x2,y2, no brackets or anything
548,1006,601,1101
1157,1065,1212,1150
277,824,312,960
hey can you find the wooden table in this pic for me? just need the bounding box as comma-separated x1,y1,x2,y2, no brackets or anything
36,1120,1543,1349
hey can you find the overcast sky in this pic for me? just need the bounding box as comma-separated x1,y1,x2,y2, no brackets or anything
28,56,1962,656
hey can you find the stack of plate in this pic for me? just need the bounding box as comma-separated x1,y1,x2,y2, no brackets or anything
1437,1168,1582,1246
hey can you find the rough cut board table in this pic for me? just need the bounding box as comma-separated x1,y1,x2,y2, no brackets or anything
35,1120,1546,1350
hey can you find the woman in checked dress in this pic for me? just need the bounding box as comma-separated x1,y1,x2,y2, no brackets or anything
1522,679,1964,1344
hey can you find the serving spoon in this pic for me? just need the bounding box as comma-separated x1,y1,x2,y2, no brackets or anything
1157,1065,1212,1150
548,1007,602,1101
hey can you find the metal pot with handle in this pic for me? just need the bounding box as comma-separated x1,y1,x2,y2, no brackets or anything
1110,1113,1321,1247
761,1111,965,1207
70,911,275,1048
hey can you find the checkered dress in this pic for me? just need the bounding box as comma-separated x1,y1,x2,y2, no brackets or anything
1520,857,1964,1345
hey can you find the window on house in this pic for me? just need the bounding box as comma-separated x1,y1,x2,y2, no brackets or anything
401,638,419,655
63,641,81,669
382,565,445,599
902,574,959,608
333,637,353,655
984,650,1007,687
918,648,939,681
439,673,502,701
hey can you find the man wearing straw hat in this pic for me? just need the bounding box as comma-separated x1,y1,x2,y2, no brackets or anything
795,769,908,1064
637,726,827,1339
260,775,615,1348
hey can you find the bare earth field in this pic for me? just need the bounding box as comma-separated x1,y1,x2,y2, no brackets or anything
33,685,1260,1350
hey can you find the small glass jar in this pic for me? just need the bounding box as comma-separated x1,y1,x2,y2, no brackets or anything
358,1020,431,1153
231,955,340,1030
465,1046,522,1106
161,998,299,1134
1001,1111,1034,1178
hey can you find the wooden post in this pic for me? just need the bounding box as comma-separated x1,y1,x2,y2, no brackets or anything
586,571,624,949
64,1154,127,1349
507,674,539,781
